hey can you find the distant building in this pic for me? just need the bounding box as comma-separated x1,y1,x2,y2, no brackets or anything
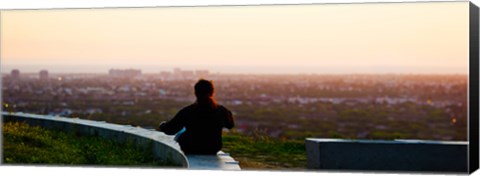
109,69,142,78
39,70,49,80
171,68,210,79
172,68,195,79
173,68,182,75
181,70,194,77
195,70,210,78
11,69,20,79
159,71,172,78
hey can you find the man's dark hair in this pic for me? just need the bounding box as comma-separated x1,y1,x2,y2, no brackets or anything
194,79,217,109
194,79,214,98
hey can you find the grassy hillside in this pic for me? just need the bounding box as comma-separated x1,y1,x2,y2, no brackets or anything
222,132,307,170
3,121,307,169
3,122,176,167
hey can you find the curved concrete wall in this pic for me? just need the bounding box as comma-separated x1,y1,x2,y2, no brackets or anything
2,112,189,167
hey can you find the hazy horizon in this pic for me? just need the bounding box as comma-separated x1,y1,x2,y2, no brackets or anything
1,64,469,75
1,2,469,75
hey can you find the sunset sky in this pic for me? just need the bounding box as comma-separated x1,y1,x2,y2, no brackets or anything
1,2,469,74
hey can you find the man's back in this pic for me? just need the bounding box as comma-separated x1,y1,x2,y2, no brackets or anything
159,104,234,155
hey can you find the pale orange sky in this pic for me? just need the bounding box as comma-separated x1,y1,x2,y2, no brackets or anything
0,2,469,74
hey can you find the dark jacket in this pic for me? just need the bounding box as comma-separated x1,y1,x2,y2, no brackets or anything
159,104,234,155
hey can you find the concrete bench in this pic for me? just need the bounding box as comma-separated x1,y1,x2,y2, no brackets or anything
2,112,241,170
305,138,468,173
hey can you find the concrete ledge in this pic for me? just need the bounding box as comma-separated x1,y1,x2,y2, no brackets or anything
305,138,468,173
187,151,241,170
2,112,241,170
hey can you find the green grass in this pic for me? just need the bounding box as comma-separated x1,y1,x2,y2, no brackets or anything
3,121,306,169
3,122,176,167
222,132,307,170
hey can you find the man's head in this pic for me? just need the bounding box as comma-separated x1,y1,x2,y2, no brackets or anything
194,79,214,99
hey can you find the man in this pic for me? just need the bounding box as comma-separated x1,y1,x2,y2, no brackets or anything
157,79,234,155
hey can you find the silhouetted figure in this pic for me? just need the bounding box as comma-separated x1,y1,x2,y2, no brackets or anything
157,79,234,155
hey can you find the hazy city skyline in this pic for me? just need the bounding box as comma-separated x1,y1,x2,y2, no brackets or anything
1,2,469,74
0,64,470,75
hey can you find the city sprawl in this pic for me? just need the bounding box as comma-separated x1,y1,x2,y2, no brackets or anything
2,69,468,141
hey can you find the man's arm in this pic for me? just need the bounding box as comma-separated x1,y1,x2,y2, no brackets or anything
158,108,187,135
224,108,235,129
